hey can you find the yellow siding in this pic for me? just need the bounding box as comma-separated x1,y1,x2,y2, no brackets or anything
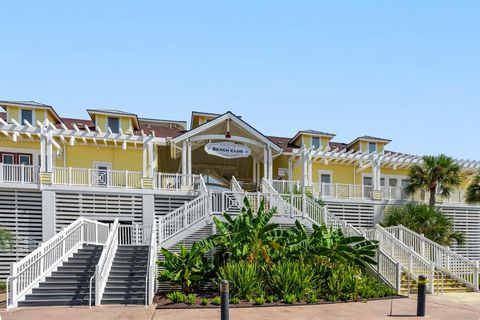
0,140,40,150
320,137,329,149
273,155,289,180
121,118,130,132
303,136,311,148
6,106,18,122
377,143,385,153
65,145,143,171
34,109,45,124
95,115,107,132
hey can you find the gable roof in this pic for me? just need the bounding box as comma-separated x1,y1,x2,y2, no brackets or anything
289,129,336,145
0,100,62,123
86,109,140,130
173,111,282,152
346,135,392,149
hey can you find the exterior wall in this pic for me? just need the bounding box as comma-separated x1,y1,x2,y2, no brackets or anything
63,145,143,171
0,140,41,166
272,155,289,180
94,114,134,132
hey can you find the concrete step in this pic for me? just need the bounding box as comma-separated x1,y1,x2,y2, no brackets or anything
18,299,93,307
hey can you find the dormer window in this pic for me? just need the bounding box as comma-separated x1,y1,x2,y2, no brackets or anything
312,137,320,149
108,117,120,133
21,109,33,125
368,142,376,153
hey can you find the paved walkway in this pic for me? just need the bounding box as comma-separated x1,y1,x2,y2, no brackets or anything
2,294,480,320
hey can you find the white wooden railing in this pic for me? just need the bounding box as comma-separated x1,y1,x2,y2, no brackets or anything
384,225,479,291
93,219,120,306
118,224,153,246
364,225,438,293
154,173,201,192
52,167,142,189
0,163,40,184
231,176,245,206
146,222,157,306
6,217,109,309
271,180,471,204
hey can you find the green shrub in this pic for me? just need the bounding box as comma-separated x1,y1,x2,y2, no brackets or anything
325,264,360,301
268,260,316,300
212,296,221,306
305,290,319,304
185,293,196,305
230,297,240,305
283,293,297,304
218,261,264,300
0,281,6,291
254,296,265,305
267,295,278,303
357,274,397,299
200,298,209,306
166,291,186,303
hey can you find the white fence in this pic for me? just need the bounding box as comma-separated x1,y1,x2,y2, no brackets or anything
384,225,479,291
52,167,142,189
147,222,157,306
0,164,40,184
154,173,201,192
6,217,109,309
271,180,470,204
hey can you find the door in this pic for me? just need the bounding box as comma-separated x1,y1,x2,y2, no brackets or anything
93,162,112,186
363,177,373,198
320,173,332,196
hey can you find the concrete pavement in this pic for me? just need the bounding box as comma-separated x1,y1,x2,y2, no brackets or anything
1,294,479,320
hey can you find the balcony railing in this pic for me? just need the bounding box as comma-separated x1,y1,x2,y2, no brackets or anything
52,167,143,189
0,164,40,184
272,180,471,204
154,173,201,192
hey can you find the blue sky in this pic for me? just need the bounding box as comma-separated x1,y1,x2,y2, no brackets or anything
0,1,479,159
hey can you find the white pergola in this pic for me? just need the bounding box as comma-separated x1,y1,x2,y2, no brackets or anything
0,119,167,178
288,146,480,189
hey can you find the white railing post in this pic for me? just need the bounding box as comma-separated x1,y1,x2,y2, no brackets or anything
430,263,435,294
419,234,426,258
158,219,162,245
408,247,414,273
445,246,450,270
396,261,402,294
125,170,129,188
290,194,294,217
474,261,479,292
88,168,92,186
20,164,25,183
0,162,3,182
68,167,72,185
302,193,307,217
95,222,99,244
183,201,188,229
398,226,404,243
135,224,139,245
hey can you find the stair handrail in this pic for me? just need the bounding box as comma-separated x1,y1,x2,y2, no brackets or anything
368,224,438,294
383,224,479,291
6,217,110,309
261,178,304,217
158,193,210,245
146,221,157,306
94,218,120,305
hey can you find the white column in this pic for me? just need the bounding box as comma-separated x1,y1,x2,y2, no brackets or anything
372,154,381,190
187,140,192,185
263,146,268,181
267,147,273,181
147,140,154,178
288,157,293,181
307,153,312,186
142,194,155,227
46,129,53,172
42,190,56,241
182,140,187,184
301,149,308,188
40,127,46,172
142,139,148,177
253,158,257,184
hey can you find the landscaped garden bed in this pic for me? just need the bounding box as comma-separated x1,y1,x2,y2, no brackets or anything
156,199,398,309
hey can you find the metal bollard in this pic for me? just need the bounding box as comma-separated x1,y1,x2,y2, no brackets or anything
220,279,229,320
417,275,427,317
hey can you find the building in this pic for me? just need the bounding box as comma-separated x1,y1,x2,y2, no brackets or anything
0,100,479,283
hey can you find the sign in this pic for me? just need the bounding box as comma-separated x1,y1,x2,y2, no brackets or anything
204,142,251,159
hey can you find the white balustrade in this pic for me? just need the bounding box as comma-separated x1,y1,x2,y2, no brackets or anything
271,180,300,194
52,167,142,189
7,218,109,309
154,173,201,192
384,225,479,291
146,222,157,306
0,164,40,184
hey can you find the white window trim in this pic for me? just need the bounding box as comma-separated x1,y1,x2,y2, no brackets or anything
107,117,120,133
318,169,333,183
368,142,376,153
362,173,408,186
93,162,112,170
311,137,320,149
18,108,36,126
0,148,40,166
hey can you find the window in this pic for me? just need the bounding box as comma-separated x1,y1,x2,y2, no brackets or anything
2,154,14,164
19,155,32,165
320,173,331,184
363,177,373,186
312,137,320,149
21,109,33,125
368,142,376,153
107,117,120,133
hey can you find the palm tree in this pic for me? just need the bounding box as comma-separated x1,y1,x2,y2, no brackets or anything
383,203,464,246
405,154,462,207
465,170,480,205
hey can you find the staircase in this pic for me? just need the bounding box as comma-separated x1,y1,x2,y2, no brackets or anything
102,246,148,305
18,244,103,306
400,272,473,295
